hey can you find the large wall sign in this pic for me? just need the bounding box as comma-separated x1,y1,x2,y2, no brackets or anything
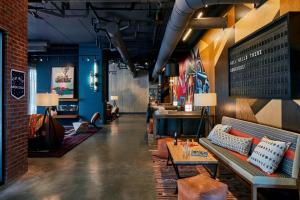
11,69,25,99
229,13,300,99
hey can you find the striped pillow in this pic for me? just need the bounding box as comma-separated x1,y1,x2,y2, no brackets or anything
248,136,291,174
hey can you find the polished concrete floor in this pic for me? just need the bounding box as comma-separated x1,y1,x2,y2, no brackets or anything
0,115,156,200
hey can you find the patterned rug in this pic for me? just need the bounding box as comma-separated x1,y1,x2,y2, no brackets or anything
28,127,98,158
150,151,299,200
151,151,250,200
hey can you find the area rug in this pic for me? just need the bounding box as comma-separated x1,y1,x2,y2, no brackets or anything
28,127,98,158
150,151,300,200
151,152,250,200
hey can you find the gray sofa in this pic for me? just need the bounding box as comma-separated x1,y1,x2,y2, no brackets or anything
199,116,300,200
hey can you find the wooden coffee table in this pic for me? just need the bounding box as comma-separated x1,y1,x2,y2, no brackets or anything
166,142,218,179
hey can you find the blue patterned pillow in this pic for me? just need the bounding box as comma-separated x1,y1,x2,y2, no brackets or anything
209,131,253,155
247,136,291,174
208,124,231,140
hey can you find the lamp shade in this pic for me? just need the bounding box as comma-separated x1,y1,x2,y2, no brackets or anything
194,93,217,107
111,96,119,101
36,93,59,107
165,63,179,77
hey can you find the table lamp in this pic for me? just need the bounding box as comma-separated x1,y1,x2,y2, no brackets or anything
111,96,119,107
194,93,217,138
36,93,59,149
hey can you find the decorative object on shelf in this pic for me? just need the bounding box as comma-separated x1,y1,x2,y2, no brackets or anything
185,103,193,112
36,92,60,149
89,59,99,92
111,95,118,107
51,65,74,98
11,69,25,100
194,93,217,138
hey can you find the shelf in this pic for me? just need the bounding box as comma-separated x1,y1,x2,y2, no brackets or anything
53,114,79,119
59,98,79,102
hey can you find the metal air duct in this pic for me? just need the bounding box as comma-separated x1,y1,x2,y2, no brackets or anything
152,0,262,79
190,17,227,29
106,22,137,77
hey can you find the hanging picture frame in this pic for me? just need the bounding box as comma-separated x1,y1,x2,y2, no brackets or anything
11,69,26,100
51,66,74,98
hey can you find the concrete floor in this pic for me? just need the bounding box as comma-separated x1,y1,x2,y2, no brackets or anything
0,115,156,200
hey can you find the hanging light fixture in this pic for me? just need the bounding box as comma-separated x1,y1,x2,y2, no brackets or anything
89,58,99,92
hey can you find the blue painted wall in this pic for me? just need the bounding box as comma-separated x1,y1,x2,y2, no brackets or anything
79,44,103,123
36,54,78,114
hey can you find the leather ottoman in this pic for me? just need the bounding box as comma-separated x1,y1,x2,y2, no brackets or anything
156,137,173,159
178,174,228,200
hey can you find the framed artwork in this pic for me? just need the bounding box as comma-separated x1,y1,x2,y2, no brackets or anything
11,69,26,100
51,66,74,98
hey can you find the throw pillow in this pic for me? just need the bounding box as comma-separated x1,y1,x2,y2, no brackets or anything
208,124,232,140
247,136,291,174
210,131,253,155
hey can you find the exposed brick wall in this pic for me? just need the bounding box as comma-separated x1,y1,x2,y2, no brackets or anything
0,0,28,183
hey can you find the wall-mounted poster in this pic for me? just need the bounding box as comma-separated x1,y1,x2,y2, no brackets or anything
51,66,74,98
11,69,25,100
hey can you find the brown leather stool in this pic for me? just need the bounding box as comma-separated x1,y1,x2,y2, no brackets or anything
156,137,173,159
178,174,228,200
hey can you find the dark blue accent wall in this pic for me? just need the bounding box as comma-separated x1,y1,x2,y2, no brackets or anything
79,44,103,123
36,54,78,114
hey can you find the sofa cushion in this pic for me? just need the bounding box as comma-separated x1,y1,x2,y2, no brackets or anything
209,131,253,156
199,138,296,186
208,124,231,140
248,136,291,174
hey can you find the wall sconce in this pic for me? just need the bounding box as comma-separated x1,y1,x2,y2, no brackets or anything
89,59,99,92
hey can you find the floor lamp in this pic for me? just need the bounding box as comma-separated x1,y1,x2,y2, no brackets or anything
194,93,217,139
111,96,119,107
36,93,59,149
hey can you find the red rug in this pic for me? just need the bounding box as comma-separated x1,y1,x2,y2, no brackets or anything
28,128,97,158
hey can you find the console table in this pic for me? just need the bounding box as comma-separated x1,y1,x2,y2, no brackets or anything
153,111,203,138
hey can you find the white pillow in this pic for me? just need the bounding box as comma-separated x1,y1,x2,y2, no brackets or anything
210,131,253,155
208,124,232,140
247,136,291,174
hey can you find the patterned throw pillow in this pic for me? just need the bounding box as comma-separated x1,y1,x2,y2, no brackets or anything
247,136,291,174
210,131,253,155
208,124,232,140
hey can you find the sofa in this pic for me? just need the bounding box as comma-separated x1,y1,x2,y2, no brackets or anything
199,116,300,200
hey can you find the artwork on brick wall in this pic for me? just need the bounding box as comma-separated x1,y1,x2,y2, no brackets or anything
11,69,25,100
172,47,209,106
51,66,74,98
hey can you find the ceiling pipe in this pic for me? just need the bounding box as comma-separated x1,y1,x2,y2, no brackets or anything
189,17,227,29
106,22,137,77
152,0,263,79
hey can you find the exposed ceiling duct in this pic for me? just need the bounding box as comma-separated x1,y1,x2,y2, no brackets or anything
106,22,137,77
189,17,227,29
28,41,48,52
152,0,263,79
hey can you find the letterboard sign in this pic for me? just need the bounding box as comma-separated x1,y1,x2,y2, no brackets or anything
11,69,25,100
229,15,291,99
